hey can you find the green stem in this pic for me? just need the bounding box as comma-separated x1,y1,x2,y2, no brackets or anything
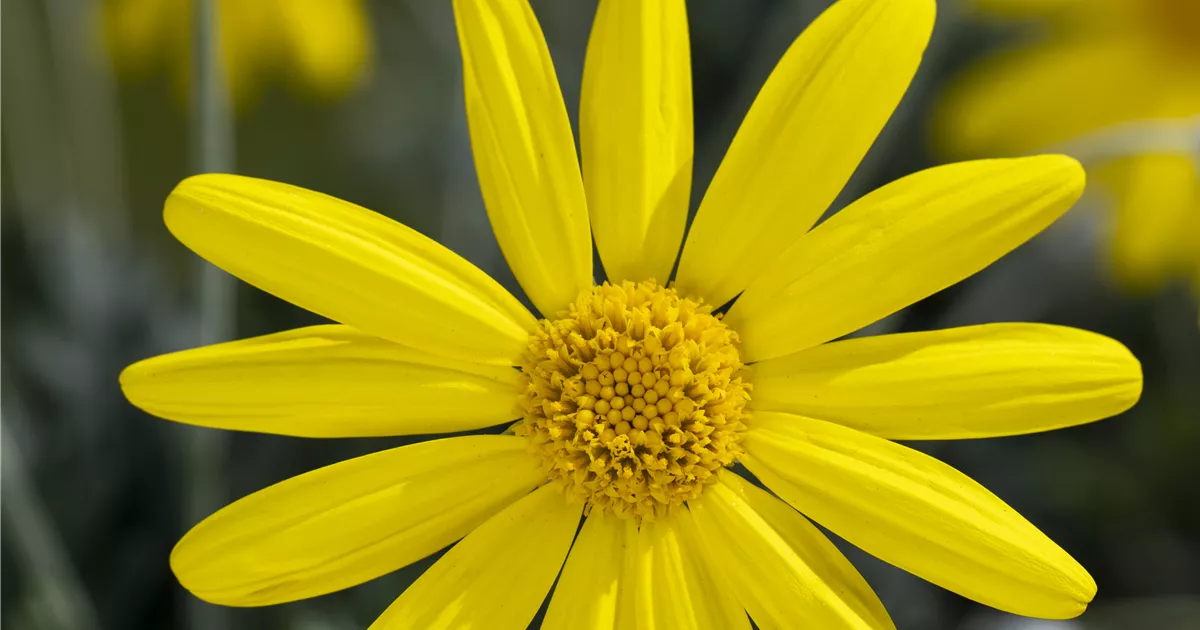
42,0,131,247
186,1,235,628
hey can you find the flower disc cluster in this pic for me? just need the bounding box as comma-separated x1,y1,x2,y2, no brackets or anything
515,280,750,520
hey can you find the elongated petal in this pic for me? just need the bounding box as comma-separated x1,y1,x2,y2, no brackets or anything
1102,153,1200,290
726,156,1085,361
171,436,543,606
120,325,518,437
742,412,1096,619
103,0,179,75
752,323,1141,439
371,484,582,630
454,0,591,316
934,37,1200,158
164,174,535,365
218,2,281,107
278,0,371,97
581,0,692,285
688,473,893,630
543,511,638,630
632,512,750,630
676,0,934,308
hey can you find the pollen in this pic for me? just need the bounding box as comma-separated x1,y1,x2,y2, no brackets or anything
514,280,750,521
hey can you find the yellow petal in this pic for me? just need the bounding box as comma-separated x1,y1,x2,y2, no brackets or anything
371,484,582,630
752,323,1142,439
934,37,1199,158
171,435,543,606
543,511,638,630
120,325,518,437
726,156,1085,361
218,0,281,108
164,174,535,365
675,0,934,308
103,0,179,76
1101,153,1200,290
688,472,893,630
632,511,750,630
742,412,1096,619
278,0,372,97
581,0,692,285
454,0,592,316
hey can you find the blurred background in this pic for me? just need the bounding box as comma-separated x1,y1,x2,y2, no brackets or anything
2,0,1198,628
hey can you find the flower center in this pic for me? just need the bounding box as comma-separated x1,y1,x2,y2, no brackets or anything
514,280,750,521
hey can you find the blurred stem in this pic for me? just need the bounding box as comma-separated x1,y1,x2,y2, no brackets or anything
1,412,102,630
193,0,235,176
186,0,235,629
193,0,236,347
42,0,131,248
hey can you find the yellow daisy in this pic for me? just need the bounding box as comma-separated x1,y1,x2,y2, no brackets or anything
103,0,372,105
121,0,1144,627
936,0,1200,291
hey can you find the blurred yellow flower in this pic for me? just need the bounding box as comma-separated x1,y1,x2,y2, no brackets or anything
103,0,372,106
937,0,1200,292
120,0,1143,627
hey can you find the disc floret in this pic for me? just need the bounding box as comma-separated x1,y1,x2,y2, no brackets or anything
515,280,750,521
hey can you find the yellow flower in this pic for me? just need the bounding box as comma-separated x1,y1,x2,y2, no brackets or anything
936,0,1200,291
102,0,372,105
121,0,1143,627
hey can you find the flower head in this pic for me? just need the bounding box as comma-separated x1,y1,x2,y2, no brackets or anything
515,280,750,521
121,0,1143,627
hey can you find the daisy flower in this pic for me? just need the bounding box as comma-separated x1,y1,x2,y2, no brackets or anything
121,0,1143,627
936,0,1200,293
103,0,372,105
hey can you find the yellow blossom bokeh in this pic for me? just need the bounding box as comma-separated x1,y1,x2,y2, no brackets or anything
102,0,373,107
937,0,1200,293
